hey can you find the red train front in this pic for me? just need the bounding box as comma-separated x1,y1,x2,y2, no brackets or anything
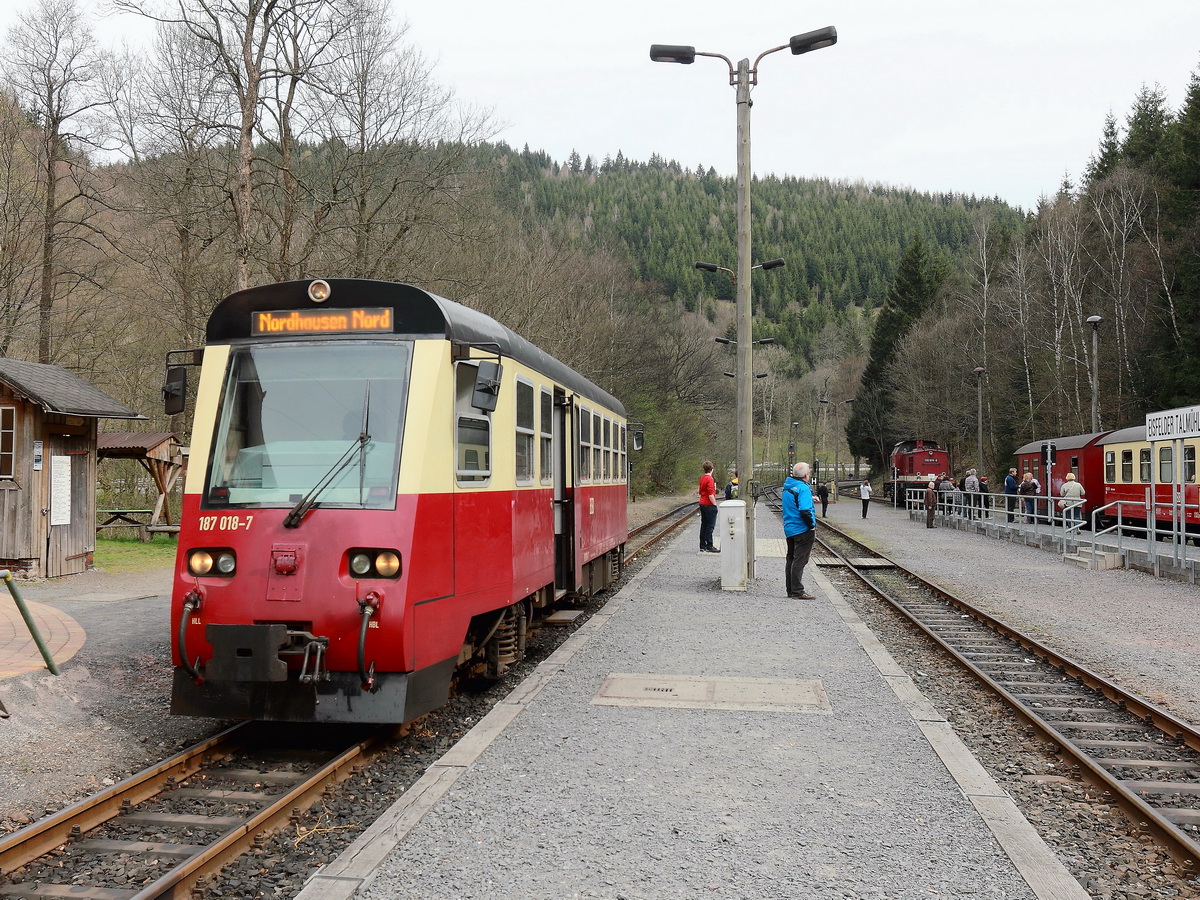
886,439,951,502
168,279,628,724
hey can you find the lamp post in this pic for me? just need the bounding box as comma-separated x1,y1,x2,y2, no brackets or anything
819,397,853,498
973,366,985,472
1087,315,1102,432
654,26,837,584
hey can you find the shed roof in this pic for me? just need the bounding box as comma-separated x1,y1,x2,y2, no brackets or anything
98,432,177,455
0,359,142,419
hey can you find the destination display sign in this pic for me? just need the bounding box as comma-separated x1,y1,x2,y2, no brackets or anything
251,307,393,336
1146,404,1200,441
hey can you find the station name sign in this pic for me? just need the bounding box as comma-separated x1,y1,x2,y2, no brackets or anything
1145,404,1200,441
251,308,393,336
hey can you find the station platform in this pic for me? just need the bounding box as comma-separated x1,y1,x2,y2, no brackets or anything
0,595,84,680
297,507,1087,900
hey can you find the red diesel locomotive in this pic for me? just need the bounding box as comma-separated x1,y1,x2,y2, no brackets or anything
166,279,630,724
886,439,951,503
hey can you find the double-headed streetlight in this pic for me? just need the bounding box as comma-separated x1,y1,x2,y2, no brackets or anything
653,26,837,584
1087,315,1103,432
819,397,853,494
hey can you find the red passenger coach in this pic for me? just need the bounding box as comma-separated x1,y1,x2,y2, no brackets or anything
1013,432,1110,523
166,279,629,724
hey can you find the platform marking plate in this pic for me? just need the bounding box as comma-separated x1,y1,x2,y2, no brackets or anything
592,673,832,713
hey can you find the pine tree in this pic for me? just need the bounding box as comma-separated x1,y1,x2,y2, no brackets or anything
1122,83,1173,170
1085,112,1121,185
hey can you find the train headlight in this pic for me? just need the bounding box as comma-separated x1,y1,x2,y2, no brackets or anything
375,551,400,578
346,549,402,579
188,550,213,575
188,549,236,577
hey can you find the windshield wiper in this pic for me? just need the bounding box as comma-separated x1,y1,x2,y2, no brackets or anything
283,383,373,529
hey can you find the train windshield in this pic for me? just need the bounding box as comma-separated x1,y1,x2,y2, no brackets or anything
204,341,410,509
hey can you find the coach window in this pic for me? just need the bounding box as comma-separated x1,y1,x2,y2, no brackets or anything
455,362,490,484
1121,449,1133,483
539,389,553,484
0,407,14,479
578,407,591,482
1104,450,1115,483
592,412,602,481
1160,446,1174,484
516,379,534,484
1140,448,1152,483
603,418,611,480
1187,445,1197,483
1069,455,1079,477
619,424,627,483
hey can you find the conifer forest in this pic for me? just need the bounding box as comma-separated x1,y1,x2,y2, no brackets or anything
2,0,1199,499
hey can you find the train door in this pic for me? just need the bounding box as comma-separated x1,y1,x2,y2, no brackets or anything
553,389,575,594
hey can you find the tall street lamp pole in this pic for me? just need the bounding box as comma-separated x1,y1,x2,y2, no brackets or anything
819,397,853,498
973,366,985,472
652,26,837,584
1087,315,1102,432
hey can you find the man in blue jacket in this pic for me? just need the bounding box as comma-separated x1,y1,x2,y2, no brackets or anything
781,461,817,600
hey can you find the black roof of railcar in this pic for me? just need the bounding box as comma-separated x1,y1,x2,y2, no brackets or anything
206,279,625,416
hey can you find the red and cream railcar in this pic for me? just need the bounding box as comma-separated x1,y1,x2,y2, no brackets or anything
1013,431,1110,522
168,279,629,724
1097,425,1200,534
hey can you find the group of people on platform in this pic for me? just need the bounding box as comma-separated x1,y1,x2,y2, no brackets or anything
922,467,1086,528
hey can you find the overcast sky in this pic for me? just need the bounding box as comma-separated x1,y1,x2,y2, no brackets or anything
5,1,1200,211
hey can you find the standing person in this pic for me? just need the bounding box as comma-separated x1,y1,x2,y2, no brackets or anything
1004,467,1019,523
817,481,830,518
1059,472,1086,525
978,475,990,518
781,462,817,599
859,480,872,518
924,477,937,528
1018,472,1038,523
964,468,980,519
697,460,719,552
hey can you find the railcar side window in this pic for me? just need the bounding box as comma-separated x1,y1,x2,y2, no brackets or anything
619,424,627,483
1121,450,1133,483
0,407,14,479
1160,446,1173,484
1140,448,1152,483
1187,445,1197,483
539,389,553,484
515,379,534,484
1105,450,1115,483
456,363,490,484
579,407,591,482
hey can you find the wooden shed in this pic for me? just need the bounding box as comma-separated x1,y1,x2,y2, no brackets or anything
97,431,186,535
0,359,142,578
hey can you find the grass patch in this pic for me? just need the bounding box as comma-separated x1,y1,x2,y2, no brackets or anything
95,532,179,572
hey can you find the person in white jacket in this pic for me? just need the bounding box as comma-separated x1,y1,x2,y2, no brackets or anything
859,480,873,518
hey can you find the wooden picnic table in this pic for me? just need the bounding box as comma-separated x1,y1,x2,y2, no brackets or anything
97,509,154,527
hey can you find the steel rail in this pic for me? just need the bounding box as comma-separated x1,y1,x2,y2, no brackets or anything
0,724,246,875
816,519,1200,872
624,503,696,565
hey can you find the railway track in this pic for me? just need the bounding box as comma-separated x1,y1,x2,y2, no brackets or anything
816,519,1200,873
0,722,390,898
0,504,693,898
625,502,696,564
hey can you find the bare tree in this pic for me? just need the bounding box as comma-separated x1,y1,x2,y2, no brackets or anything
4,0,113,362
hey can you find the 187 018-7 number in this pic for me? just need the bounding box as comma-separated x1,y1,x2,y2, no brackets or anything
197,514,254,532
